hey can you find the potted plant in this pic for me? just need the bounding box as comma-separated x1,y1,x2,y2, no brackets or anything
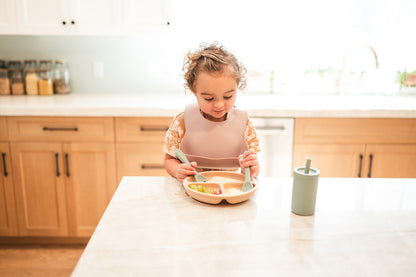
396,70,416,88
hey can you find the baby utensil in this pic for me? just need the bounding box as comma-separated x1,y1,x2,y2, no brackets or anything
241,151,253,192
175,149,208,182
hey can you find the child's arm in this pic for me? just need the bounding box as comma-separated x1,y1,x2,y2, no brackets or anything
164,153,197,183
238,149,259,179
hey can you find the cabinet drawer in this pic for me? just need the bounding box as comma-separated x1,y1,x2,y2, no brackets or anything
116,142,168,182
115,117,172,142
0,117,8,141
295,118,416,144
8,116,114,142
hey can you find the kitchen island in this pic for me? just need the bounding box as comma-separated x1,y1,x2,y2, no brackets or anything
72,177,416,277
1,93,416,118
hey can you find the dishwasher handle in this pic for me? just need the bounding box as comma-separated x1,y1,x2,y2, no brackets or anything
255,126,288,136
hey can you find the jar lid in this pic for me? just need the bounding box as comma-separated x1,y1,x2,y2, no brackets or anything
40,59,52,63
0,68,7,72
56,59,67,64
10,68,22,72
26,68,37,72
8,60,22,64
38,68,48,72
24,59,37,62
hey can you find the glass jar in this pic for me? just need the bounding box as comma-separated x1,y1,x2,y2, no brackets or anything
25,68,39,95
7,60,22,79
38,69,53,95
53,60,71,94
7,60,22,70
10,69,25,95
0,69,11,95
39,60,53,71
0,60,6,69
23,59,38,78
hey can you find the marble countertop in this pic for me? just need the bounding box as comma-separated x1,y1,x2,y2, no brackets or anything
72,176,416,277
1,93,416,118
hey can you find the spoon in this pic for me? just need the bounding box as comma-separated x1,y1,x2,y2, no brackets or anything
175,149,208,182
241,151,253,192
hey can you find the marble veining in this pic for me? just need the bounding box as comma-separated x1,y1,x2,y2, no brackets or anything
72,177,416,277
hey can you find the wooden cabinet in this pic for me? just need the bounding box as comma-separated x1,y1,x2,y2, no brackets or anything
115,117,171,183
0,0,16,33
15,0,122,35
0,142,18,236
8,117,116,237
293,118,416,178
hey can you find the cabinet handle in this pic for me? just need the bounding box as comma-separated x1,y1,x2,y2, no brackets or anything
55,153,60,177
2,153,8,177
43,127,78,131
140,126,169,132
367,154,373,178
62,21,66,25
358,154,363,178
71,20,75,25
141,164,165,170
65,153,70,177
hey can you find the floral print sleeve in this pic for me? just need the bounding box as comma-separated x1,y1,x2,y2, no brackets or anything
246,118,260,153
163,112,185,157
164,112,260,157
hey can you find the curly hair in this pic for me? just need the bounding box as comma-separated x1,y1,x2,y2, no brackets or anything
183,42,247,92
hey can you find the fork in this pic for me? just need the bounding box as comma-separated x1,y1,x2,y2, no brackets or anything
175,149,208,182
241,151,253,192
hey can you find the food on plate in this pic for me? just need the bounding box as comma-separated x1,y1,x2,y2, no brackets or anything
223,187,243,196
208,176,242,185
189,184,221,195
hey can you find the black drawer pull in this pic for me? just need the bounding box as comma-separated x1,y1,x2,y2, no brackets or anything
55,153,60,177
141,164,165,169
2,153,8,177
140,126,169,132
43,127,78,131
368,154,373,178
65,153,70,177
358,154,363,178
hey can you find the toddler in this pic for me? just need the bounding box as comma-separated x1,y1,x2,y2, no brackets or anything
164,43,260,182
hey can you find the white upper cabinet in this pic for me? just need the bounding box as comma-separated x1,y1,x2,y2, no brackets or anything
15,0,123,35
124,0,171,31
16,0,69,34
0,0,17,33
5,0,169,35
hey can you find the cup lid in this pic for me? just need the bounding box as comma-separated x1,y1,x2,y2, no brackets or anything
294,166,320,176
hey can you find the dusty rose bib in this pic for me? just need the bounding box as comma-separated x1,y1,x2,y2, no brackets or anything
180,103,248,170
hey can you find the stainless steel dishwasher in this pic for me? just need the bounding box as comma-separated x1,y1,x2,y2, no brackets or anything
250,118,294,177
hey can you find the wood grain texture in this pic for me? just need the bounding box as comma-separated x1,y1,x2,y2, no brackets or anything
0,245,84,277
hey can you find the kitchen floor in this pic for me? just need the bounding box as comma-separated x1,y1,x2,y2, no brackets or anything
0,244,85,277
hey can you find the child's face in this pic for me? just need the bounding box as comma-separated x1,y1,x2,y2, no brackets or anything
193,69,237,122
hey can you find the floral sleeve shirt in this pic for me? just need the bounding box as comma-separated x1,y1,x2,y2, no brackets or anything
163,112,260,157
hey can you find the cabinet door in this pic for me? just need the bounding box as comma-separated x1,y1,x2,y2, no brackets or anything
364,144,416,178
293,144,366,177
0,143,18,236
16,0,70,34
125,0,171,30
116,142,168,183
0,0,17,34
64,143,116,237
71,0,122,35
11,142,68,236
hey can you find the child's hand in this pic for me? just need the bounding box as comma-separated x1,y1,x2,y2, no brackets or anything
176,161,198,183
239,149,259,179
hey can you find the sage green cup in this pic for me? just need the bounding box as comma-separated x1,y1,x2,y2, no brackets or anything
291,166,320,216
